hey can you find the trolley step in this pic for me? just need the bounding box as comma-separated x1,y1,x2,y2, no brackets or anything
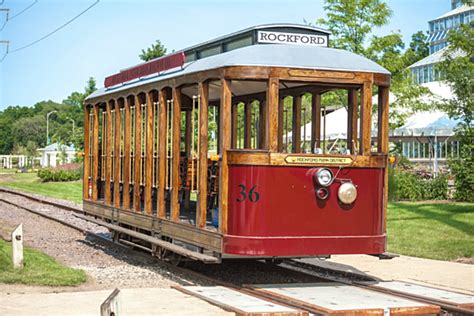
74,213,219,263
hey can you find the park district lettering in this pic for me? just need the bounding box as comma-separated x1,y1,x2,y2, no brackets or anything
285,156,353,165
257,31,328,47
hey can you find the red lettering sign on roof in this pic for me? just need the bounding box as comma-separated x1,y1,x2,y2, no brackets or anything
104,52,185,88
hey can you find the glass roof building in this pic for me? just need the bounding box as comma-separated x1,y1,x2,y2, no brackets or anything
409,0,473,84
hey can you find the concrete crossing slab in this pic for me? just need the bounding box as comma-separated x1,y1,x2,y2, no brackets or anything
0,288,232,316
372,281,474,307
175,285,306,315
250,283,440,315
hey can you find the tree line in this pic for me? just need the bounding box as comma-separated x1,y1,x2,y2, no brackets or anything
0,78,97,155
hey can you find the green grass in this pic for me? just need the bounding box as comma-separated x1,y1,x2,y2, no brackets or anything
0,173,82,204
0,239,86,286
387,202,474,261
0,168,18,174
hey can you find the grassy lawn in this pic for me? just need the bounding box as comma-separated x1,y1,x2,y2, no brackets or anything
0,172,82,204
0,239,86,286
387,202,474,261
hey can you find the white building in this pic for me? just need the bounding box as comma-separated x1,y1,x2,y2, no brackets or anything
409,1,473,84
38,143,76,168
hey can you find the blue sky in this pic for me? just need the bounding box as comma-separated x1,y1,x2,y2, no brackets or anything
0,0,450,109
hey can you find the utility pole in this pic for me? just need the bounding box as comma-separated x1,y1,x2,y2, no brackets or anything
68,117,75,138
46,111,58,145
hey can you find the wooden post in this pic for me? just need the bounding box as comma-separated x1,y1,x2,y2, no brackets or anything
244,101,252,148
100,288,121,316
197,82,209,228
104,100,113,205
185,110,192,157
144,92,154,215
171,87,182,221
311,93,321,152
133,95,142,212
267,78,279,152
11,224,23,269
83,104,91,200
292,95,302,153
378,87,389,154
360,81,373,155
347,89,358,154
277,98,284,152
378,86,390,235
92,103,100,201
219,79,231,234
122,97,131,210
113,99,122,208
231,103,237,148
259,100,266,149
157,89,167,218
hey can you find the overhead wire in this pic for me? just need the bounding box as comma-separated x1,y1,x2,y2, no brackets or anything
0,41,8,62
9,0,38,20
0,8,8,32
0,1,37,32
1,0,99,60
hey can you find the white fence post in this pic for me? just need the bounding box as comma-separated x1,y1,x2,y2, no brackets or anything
100,288,121,316
11,224,24,269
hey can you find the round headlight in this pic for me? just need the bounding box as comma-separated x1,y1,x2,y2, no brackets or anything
338,182,357,204
316,168,334,187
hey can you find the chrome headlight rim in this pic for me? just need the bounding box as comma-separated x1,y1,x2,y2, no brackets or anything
315,168,334,187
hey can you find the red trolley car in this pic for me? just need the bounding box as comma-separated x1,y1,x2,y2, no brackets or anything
83,24,391,263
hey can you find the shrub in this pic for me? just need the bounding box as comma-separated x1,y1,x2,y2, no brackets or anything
426,173,448,200
37,164,81,182
389,169,448,202
395,170,426,201
449,158,474,202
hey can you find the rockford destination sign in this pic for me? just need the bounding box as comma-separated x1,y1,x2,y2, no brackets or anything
257,31,328,47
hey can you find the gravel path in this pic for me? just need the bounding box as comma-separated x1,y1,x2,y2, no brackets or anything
0,191,195,293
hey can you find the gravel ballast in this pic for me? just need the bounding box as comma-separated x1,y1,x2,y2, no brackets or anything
0,189,323,294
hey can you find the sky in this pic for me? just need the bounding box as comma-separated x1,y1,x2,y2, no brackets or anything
0,0,451,110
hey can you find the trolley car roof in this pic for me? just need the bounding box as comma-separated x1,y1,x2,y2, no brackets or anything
87,44,390,101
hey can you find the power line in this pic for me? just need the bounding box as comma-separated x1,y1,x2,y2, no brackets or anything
0,8,8,32
0,41,9,63
1,1,37,33
9,0,99,54
9,0,38,20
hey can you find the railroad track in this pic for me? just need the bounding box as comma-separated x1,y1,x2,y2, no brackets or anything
0,187,472,315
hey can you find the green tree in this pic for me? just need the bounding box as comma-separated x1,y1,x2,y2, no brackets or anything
84,77,97,96
318,0,392,55
438,22,474,201
366,32,406,78
63,77,97,109
139,39,167,61
314,0,433,129
403,31,430,66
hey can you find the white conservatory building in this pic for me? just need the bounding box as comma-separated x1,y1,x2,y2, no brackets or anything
38,143,76,168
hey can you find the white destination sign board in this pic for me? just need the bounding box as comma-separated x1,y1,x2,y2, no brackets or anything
257,30,328,47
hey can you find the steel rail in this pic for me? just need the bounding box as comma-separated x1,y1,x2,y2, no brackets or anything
0,197,114,246
0,187,82,213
